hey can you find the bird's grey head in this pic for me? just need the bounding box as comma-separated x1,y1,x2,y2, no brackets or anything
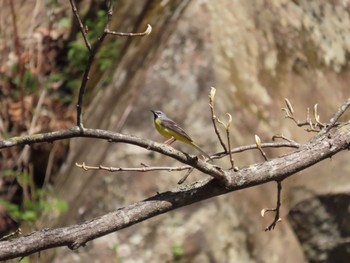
151,110,167,119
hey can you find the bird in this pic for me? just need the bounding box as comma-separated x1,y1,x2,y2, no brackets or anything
151,110,212,160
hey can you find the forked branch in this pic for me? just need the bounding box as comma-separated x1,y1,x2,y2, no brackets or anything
69,0,151,127
283,98,325,132
262,181,283,231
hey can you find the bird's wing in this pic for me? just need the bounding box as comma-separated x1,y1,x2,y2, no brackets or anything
160,118,193,142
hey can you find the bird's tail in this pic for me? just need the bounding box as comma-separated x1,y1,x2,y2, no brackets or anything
190,142,212,161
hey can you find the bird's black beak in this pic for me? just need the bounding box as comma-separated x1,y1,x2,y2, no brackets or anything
150,110,157,118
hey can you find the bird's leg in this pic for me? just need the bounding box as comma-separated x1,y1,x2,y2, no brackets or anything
164,137,176,145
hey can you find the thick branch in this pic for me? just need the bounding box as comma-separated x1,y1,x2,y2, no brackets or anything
0,122,349,260
0,127,228,184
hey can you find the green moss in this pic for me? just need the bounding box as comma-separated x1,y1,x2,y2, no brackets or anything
172,243,184,261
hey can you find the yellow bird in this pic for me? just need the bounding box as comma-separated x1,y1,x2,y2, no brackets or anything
151,110,211,160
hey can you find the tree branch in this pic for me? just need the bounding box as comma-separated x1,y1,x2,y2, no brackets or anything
212,141,300,159
0,127,229,184
70,0,152,128
209,87,228,152
75,162,191,173
69,0,91,51
323,98,350,133
262,181,283,231
0,121,349,260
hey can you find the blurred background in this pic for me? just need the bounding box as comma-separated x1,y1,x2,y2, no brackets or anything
0,0,350,262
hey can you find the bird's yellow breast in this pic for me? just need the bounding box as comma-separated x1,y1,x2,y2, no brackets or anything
154,118,172,139
154,117,192,144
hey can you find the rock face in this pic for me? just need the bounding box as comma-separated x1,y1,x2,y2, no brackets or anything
3,0,349,262
289,193,350,263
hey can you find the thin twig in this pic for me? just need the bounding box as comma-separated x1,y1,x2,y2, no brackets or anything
212,141,300,159
283,98,324,132
69,0,91,51
216,113,239,170
255,135,268,161
323,98,350,133
29,88,47,134
262,181,282,231
74,2,112,127
0,228,21,241
283,107,313,129
209,87,228,152
178,167,195,184
75,162,191,172
219,113,235,169
43,143,59,187
313,104,325,127
71,0,152,127
272,134,298,144
106,24,152,36
16,88,47,170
